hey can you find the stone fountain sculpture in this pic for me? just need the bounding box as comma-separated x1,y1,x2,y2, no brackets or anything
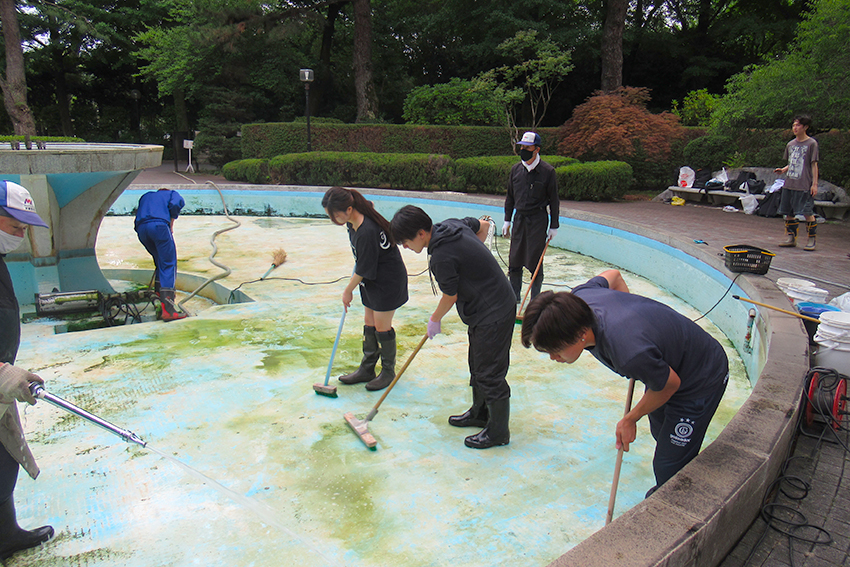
0,142,163,304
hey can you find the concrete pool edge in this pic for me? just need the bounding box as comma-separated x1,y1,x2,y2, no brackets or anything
115,186,810,567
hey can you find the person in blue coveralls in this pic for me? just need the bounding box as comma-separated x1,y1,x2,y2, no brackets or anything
520,269,729,495
134,188,187,321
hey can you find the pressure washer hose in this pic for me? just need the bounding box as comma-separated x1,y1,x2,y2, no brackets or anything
177,181,241,311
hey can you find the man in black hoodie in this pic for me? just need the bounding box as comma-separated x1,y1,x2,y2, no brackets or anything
391,205,516,449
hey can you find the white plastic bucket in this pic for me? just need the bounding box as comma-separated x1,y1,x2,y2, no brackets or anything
813,311,850,375
783,283,829,305
777,277,816,292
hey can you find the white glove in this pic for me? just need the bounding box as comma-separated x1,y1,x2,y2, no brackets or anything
502,221,511,238
547,228,558,241
0,363,42,405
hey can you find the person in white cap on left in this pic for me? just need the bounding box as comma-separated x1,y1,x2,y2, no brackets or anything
0,180,54,560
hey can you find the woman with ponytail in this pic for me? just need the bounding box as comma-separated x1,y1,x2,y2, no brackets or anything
322,187,409,391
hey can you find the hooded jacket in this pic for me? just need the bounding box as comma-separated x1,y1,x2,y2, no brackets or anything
428,218,515,327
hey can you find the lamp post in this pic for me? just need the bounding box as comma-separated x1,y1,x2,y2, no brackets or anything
299,68,314,152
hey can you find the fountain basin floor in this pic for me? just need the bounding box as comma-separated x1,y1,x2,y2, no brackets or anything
11,216,750,566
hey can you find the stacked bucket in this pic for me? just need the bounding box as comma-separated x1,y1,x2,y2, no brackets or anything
777,277,850,376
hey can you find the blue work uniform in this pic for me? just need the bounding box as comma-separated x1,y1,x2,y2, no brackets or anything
134,189,185,289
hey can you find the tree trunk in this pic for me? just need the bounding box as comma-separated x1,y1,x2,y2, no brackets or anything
600,0,629,93
173,87,190,132
0,0,36,135
352,0,377,122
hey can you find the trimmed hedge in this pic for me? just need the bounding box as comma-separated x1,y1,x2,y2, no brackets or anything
557,161,634,201
266,152,454,190
448,155,578,193
221,159,270,184
224,152,632,201
241,122,562,160
0,136,84,145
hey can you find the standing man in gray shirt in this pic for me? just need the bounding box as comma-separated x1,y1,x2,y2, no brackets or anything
503,131,560,302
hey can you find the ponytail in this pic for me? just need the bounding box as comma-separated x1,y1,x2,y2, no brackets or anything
322,186,395,245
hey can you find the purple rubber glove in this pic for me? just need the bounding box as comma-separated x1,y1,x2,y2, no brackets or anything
427,318,441,339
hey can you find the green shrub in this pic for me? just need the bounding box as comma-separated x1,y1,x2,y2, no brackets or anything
449,155,578,193
222,159,269,184
672,89,718,127
683,135,734,170
556,161,633,201
403,78,501,126
266,152,453,190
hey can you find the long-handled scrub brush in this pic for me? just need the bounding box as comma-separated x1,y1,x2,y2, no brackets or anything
344,333,429,449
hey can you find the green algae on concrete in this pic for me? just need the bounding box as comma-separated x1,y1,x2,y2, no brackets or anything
9,216,752,567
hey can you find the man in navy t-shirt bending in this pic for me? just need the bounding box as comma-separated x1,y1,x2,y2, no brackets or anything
520,269,728,495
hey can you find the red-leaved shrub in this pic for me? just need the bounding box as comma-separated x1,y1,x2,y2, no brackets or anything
558,87,686,162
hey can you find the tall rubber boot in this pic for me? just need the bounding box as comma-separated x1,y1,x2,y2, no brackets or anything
508,268,523,303
160,288,188,321
530,270,543,300
779,219,798,247
339,326,379,384
0,497,54,561
804,220,817,251
448,385,488,427
464,398,510,449
366,329,396,391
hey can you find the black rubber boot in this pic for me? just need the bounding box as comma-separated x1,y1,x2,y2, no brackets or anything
339,326,380,384
448,385,488,427
508,269,523,303
160,288,188,321
779,219,798,247
366,329,396,391
804,220,817,251
530,270,543,300
0,497,54,561
464,398,510,449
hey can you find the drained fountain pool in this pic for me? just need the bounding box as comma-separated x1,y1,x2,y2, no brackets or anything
11,191,755,566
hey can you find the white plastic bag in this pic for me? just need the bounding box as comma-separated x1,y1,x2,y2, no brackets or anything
829,292,850,312
739,194,758,214
678,167,695,188
718,167,729,184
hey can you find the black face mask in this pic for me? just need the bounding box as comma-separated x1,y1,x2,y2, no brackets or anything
519,148,534,162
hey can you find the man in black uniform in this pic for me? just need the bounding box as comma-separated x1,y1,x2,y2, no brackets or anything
520,270,729,495
0,181,53,560
503,131,560,302
391,206,516,449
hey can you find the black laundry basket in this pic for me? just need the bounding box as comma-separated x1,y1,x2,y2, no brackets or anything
723,244,775,275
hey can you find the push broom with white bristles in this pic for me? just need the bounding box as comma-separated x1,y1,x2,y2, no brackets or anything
344,333,429,449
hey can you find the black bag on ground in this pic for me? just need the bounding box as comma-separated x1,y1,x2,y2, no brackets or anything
756,191,781,217
726,171,756,192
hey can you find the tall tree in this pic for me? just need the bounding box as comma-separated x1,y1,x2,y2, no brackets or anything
600,0,628,92
352,0,377,122
0,0,36,135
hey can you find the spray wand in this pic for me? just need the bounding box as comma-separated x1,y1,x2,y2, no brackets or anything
260,248,288,280
29,383,146,447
